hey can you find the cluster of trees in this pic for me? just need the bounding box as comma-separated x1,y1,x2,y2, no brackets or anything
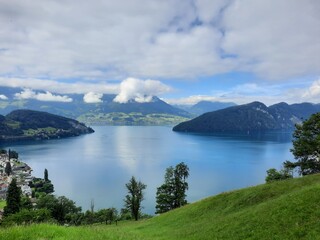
1,155,190,225
123,162,190,221
29,169,54,196
266,113,320,182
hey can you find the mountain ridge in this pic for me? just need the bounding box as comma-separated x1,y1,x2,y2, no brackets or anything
173,101,320,133
0,109,94,142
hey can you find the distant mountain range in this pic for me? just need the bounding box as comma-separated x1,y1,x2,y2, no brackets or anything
0,87,190,125
173,101,320,133
0,109,94,142
177,101,236,116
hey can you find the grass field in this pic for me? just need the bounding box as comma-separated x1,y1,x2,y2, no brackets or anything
1,174,320,239
0,200,6,209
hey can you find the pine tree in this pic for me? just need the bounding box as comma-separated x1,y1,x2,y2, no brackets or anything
44,168,49,182
4,178,22,216
5,161,12,176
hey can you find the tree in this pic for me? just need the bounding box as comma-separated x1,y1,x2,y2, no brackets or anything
155,162,189,214
124,176,146,221
265,167,292,183
4,178,22,216
37,195,81,224
287,113,320,175
44,168,49,182
5,161,12,176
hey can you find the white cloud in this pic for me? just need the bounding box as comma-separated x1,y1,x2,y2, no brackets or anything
221,0,320,79
302,79,320,101
14,89,73,102
113,78,172,103
83,92,103,103
0,0,318,81
0,77,119,94
0,95,8,100
165,79,320,106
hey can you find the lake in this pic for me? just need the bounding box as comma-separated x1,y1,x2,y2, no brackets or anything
0,126,294,214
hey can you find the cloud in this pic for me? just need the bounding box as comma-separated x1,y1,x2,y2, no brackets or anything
302,79,320,101
14,89,73,102
0,95,8,100
165,79,320,106
113,78,172,103
0,77,119,94
0,0,318,81
83,92,103,103
221,0,320,79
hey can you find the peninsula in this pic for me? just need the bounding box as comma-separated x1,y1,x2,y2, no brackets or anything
0,109,94,142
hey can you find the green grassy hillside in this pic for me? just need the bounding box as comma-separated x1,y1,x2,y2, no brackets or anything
1,174,320,239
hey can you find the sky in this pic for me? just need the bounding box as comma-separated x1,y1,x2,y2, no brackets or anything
0,0,319,105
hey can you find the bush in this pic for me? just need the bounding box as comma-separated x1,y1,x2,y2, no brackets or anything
266,168,292,183
1,209,53,226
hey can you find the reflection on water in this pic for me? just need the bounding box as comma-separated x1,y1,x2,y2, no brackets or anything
0,126,293,214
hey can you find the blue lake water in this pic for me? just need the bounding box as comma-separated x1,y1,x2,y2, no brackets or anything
0,126,294,214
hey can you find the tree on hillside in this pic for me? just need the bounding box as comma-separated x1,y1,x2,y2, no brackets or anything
124,176,146,221
155,162,189,214
44,168,49,182
285,113,320,175
4,178,21,216
37,194,81,224
265,167,292,183
5,161,12,176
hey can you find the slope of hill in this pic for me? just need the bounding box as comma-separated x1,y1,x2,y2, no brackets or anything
0,109,94,141
173,101,320,133
1,174,320,239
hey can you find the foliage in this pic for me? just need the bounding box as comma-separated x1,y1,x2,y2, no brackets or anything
156,162,189,214
20,196,33,210
2,175,320,239
3,178,21,216
1,209,52,227
37,195,82,224
30,177,54,194
44,168,49,182
265,167,292,183
286,113,320,175
124,176,146,221
5,162,12,176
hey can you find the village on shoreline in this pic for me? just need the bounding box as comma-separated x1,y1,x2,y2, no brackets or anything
0,150,34,211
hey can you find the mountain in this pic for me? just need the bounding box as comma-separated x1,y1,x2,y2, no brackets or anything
189,101,236,115
175,101,236,116
0,109,94,142
0,87,191,125
173,101,320,133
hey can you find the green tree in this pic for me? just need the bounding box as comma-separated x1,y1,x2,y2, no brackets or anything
265,167,292,183
44,168,49,182
156,162,189,214
37,195,81,224
124,176,146,221
4,178,21,216
5,161,12,176
287,113,320,175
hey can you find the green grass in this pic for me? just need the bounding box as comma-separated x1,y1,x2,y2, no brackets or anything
2,174,320,239
0,200,6,209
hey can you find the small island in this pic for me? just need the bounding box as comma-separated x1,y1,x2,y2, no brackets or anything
0,109,94,142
